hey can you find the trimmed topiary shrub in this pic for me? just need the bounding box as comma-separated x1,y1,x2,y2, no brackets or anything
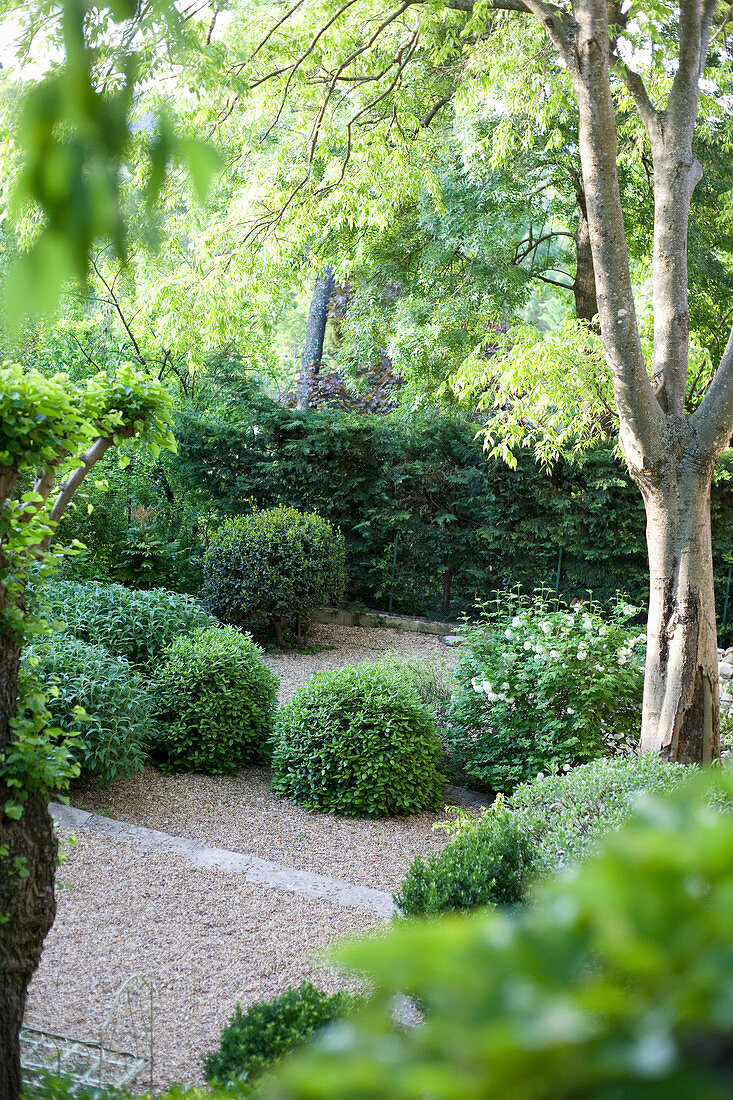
204,982,357,1087
394,754,691,916
152,625,279,773
445,593,644,791
272,664,445,817
22,635,154,783
40,580,215,667
201,506,346,647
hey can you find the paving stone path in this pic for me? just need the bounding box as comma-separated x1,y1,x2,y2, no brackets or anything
50,803,395,917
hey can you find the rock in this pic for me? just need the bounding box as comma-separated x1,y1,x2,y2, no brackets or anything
720,662,733,679
442,635,464,647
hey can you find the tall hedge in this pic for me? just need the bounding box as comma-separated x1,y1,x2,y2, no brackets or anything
164,387,733,625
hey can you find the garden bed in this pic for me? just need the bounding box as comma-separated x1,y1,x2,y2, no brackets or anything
71,623,464,894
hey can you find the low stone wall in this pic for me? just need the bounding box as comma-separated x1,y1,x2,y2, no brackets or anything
312,605,462,640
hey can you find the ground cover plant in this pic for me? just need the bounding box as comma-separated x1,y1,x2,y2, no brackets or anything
40,582,215,668
21,636,154,784
272,664,445,817
153,626,279,774
202,506,346,647
204,982,358,1088
446,593,645,791
395,754,692,917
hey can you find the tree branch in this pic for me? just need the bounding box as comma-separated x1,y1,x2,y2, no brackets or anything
46,435,121,537
693,323,733,462
421,90,454,127
90,258,147,367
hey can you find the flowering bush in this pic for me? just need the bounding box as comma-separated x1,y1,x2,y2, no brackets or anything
445,593,644,791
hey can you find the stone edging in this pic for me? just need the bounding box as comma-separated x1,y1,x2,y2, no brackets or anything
50,803,395,918
312,606,462,639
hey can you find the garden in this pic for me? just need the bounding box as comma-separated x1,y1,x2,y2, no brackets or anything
2,2,733,1100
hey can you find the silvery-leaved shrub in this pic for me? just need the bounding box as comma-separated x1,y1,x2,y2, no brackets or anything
394,754,689,917
39,580,215,667
445,592,644,791
272,664,445,817
153,625,279,773
22,635,155,783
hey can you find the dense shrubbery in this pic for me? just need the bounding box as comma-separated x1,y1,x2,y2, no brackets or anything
22,635,154,783
40,581,215,667
172,395,733,623
54,449,203,592
153,626,279,774
204,982,357,1087
445,593,645,791
272,664,445,817
202,506,346,646
395,755,690,916
265,774,733,1100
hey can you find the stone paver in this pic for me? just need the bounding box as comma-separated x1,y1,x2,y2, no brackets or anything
50,803,395,917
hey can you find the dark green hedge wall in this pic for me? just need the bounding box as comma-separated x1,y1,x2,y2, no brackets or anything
169,389,733,626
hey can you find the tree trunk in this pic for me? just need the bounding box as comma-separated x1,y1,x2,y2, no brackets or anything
572,191,599,325
0,619,58,1100
296,264,334,410
637,464,720,762
0,790,58,1100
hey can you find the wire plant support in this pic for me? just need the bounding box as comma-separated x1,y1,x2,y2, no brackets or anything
21,972,155,1095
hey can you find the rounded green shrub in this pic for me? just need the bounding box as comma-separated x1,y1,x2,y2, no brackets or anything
201,506,346,645
272,664,445,817
153,625,279,773
395,754,690,916
204,982,357,1087
22,635,154,782
40,580,215,667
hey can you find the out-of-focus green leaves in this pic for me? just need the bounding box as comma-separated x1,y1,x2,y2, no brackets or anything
3,0,220,325
263,770,733,1099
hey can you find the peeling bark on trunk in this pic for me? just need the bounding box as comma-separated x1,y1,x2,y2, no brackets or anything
637,465,720,763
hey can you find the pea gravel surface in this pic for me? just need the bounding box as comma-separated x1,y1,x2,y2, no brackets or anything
27,828,385,1094
73,624,466,894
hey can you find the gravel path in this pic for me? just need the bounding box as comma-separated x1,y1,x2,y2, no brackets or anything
73,767,466,894
264,622,458,703
28,624,463,1092
73,623,465,893
27,829,385,1094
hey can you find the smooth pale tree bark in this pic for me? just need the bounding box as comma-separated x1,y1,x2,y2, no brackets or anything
296,264,335,409
512,0,727,760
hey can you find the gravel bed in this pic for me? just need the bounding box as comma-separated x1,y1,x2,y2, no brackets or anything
263,621,459,703
27,829,384,1093
73,624,467,894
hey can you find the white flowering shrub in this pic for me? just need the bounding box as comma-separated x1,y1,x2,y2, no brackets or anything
445,593,644,790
